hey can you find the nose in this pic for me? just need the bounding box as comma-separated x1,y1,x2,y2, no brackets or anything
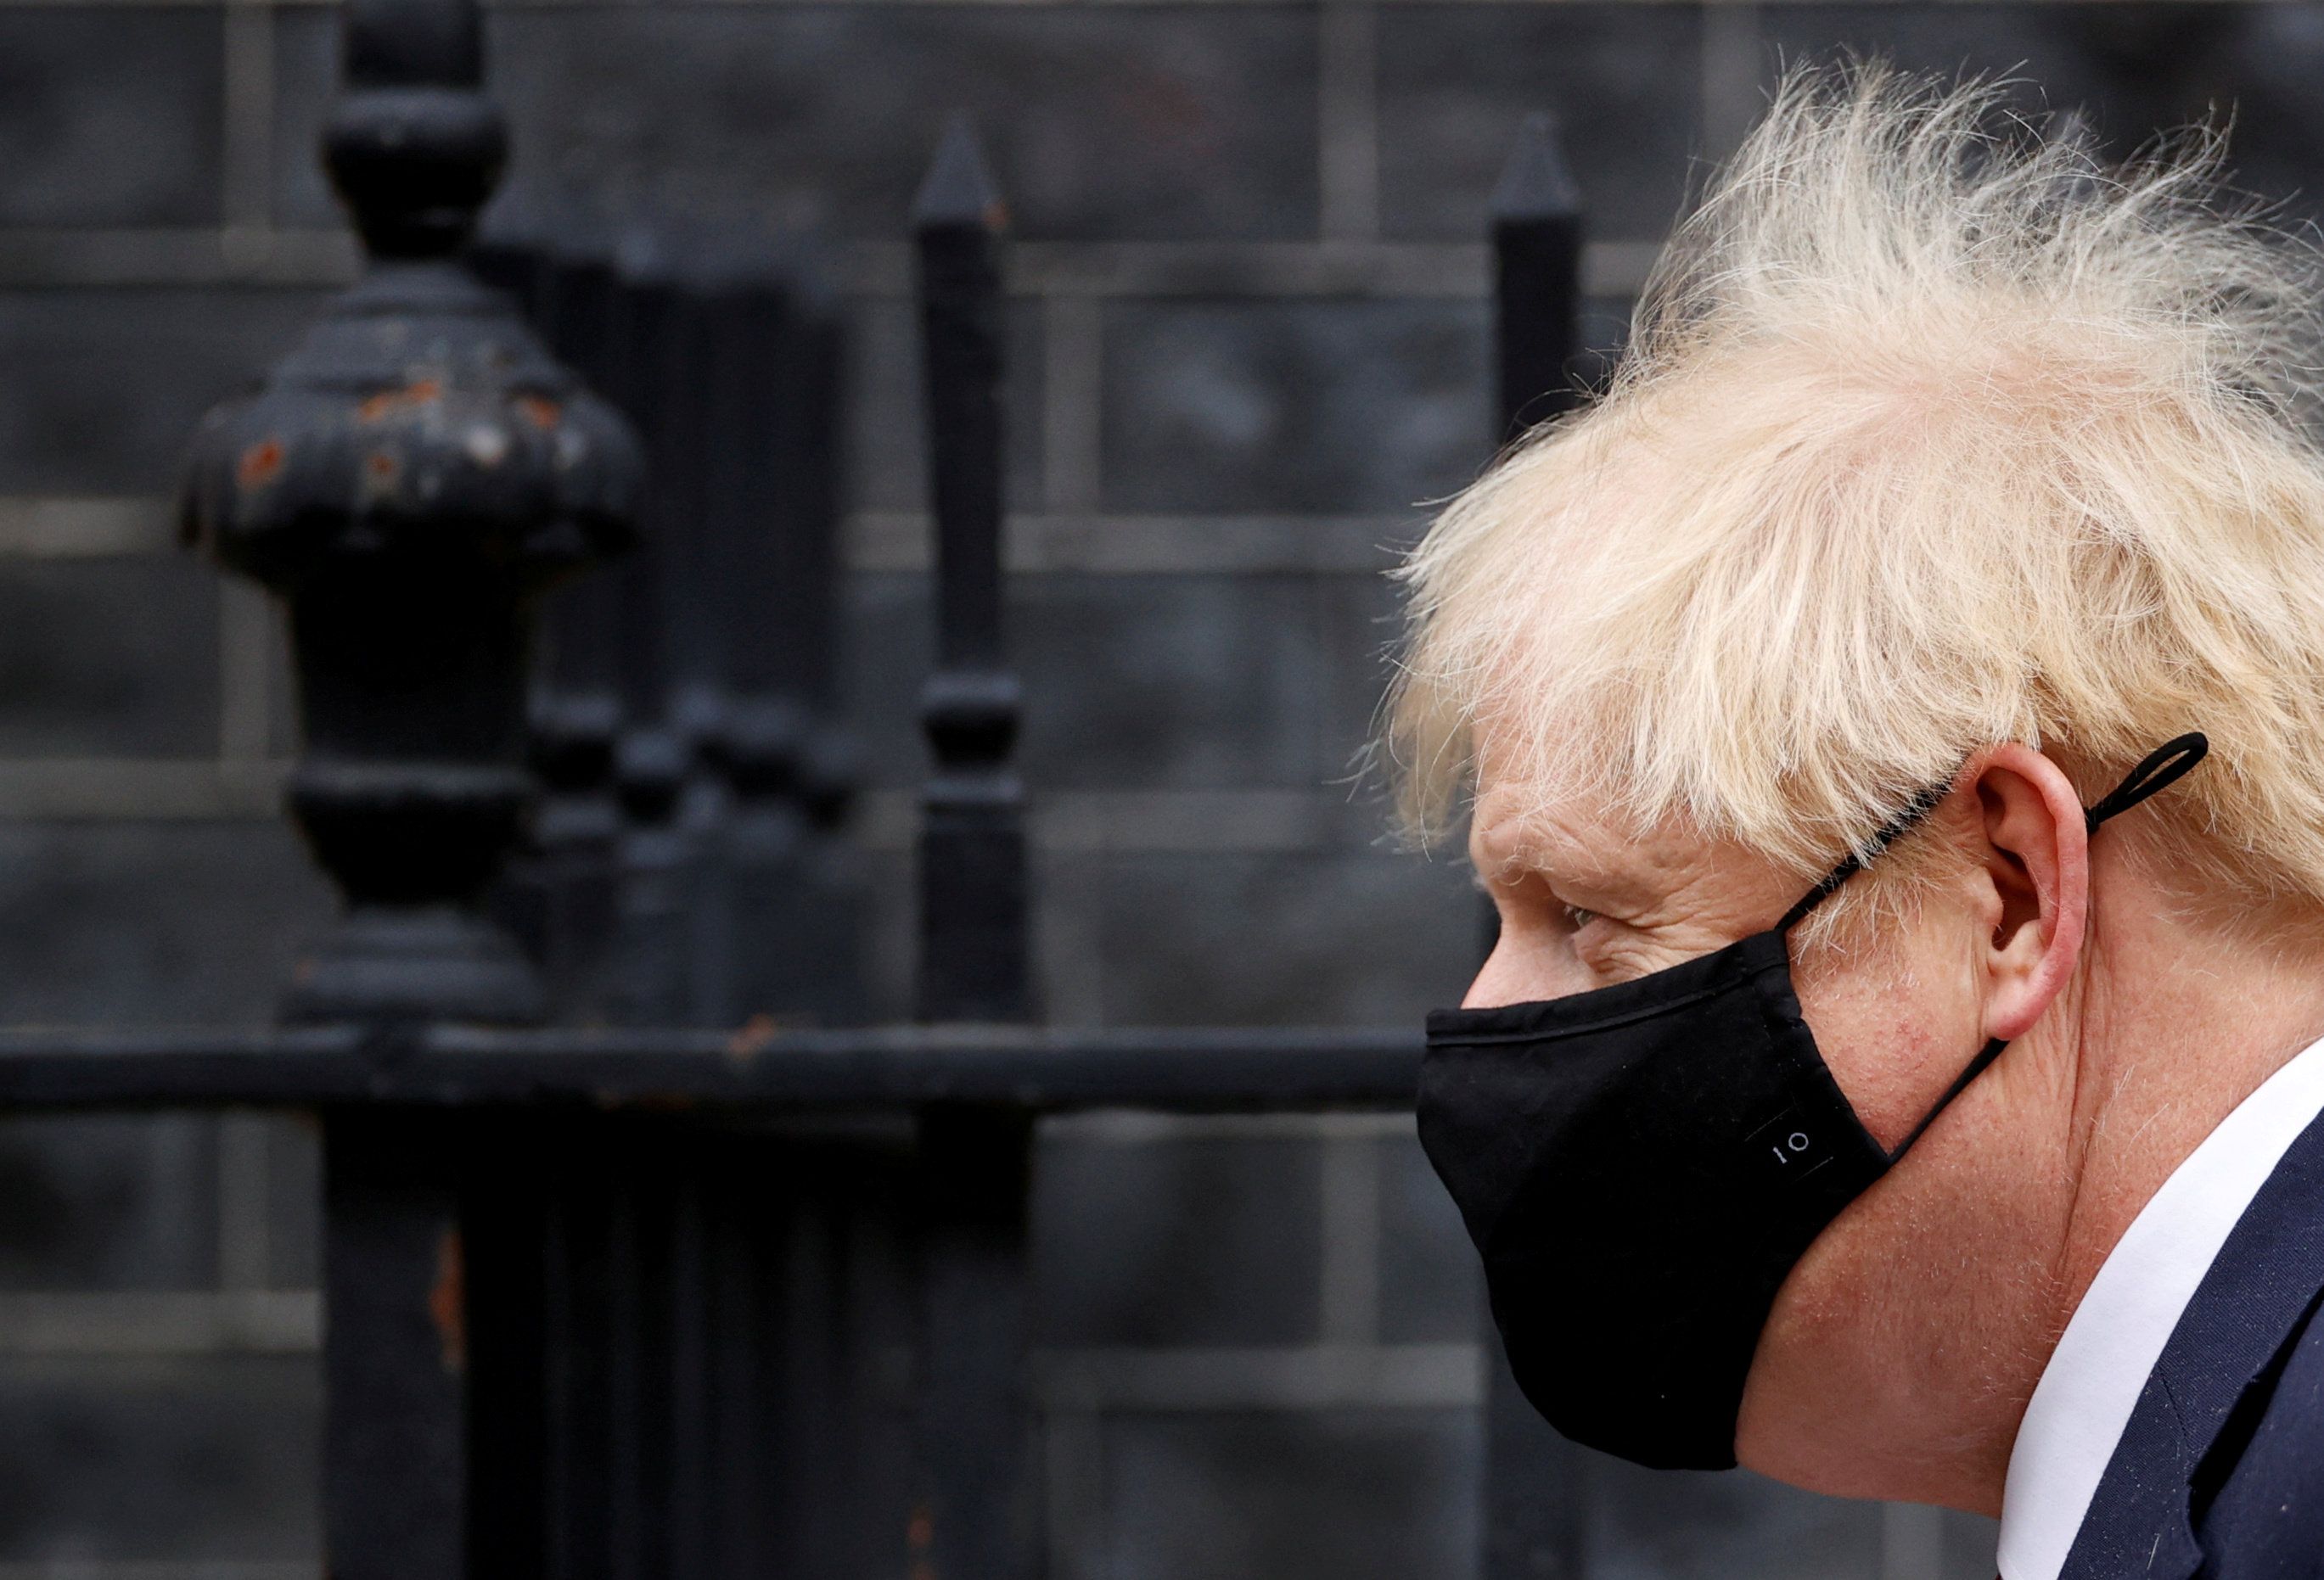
1462,933,1534,1010
1462,918,1586,1009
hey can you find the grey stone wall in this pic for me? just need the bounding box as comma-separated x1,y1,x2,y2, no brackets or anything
6,0,2321,1572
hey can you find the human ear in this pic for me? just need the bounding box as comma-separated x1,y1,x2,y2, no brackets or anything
1968,743,2089,1043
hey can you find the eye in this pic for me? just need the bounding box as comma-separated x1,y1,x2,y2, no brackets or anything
1562,904,1598,931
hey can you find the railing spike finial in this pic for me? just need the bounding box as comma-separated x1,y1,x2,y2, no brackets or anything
1490,112,1586,445
1491,111,1583,224
913,115,1010,236
912,115,1027,1022
325,0,503,260
907,115,1039,1580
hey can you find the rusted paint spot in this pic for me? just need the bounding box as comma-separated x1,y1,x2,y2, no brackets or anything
907,1504,935,1578
518,395,561,430
429,1227,466,1375
726,1012,779,1062
356,378,445,423
237,439,283,488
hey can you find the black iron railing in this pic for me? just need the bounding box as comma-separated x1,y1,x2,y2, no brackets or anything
1,0,1588,1573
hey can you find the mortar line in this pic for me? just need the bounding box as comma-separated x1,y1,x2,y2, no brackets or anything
1879,1500,1946,1580
1700,1,1767,166
1041,1409,1106,1579
1317,3,1381,243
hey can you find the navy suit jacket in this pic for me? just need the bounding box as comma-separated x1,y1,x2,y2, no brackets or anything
2060,1106,2324,1578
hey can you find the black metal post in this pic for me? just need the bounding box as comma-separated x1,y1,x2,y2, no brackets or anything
177,0,640,1574
1482,112,1591,1580
182,11,636,1028
603,255,695,1026
706,256,863,1026
530,251,635,1024
910,120,1040,1580
654,267,740,1028
1493,114,1586,447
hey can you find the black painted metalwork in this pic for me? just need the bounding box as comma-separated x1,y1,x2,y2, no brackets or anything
105,14,1613,1567
1482,112,1593,1580
1492,113,1587,448
469,244,635,1024
914,120,1030,1028
909,119,1042,1580
0,1023,1420,1110
177,1,644,1576
695,248,862,1027
180,0,639,1030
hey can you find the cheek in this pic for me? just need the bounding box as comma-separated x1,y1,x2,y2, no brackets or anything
1795,933,1985,1151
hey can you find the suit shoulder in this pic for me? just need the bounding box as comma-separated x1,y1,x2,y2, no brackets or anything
2192,1291,2324,1576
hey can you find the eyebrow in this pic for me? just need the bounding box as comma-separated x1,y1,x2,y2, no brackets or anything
1468,815,1635,905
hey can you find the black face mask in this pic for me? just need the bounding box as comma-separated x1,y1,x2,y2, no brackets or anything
1417,733,2210,1472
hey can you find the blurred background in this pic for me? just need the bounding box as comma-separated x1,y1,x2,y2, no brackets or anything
2,1,2319,1575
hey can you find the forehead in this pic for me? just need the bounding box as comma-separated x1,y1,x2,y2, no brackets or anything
1464,718,1761,905
1467,765,1696,906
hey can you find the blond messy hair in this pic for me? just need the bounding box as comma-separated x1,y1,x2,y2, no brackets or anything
1387,61,2324,933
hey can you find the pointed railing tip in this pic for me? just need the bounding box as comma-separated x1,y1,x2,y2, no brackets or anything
2041,107,2104,203
1492,112,1582,221
913,116,1009,233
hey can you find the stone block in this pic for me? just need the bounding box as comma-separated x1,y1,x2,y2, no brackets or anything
1035,1126,1322,1347
0,289,327,495
849,844,917,1024
1076,1407,1479,1580
262,1113,322,1292
1376,7,1706,244
1760,6,2324,221
1941,1508,2002,1577
844,573,1340,791
847,295,1047,515
269,8,338,230
0,820,334,1027
0,1354,319,1560
1100,300,1489,514
0,8,224,228
1378,1129,1479,1345
1589,1460,1882,1580
1078,849,1478,1025
281,8,1320,241
0,1115,217,1291
0,556,218,759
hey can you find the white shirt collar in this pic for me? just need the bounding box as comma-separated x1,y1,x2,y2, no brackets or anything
1996,1029,2324,1580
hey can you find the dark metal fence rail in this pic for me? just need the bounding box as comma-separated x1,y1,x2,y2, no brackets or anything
11,0,1585,1573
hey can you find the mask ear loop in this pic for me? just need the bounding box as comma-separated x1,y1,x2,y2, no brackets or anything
1785,732,2210,1163
2079,732,2209,835
1776,779,1956,935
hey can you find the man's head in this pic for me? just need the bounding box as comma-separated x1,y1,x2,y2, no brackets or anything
1393,65,2324,1510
